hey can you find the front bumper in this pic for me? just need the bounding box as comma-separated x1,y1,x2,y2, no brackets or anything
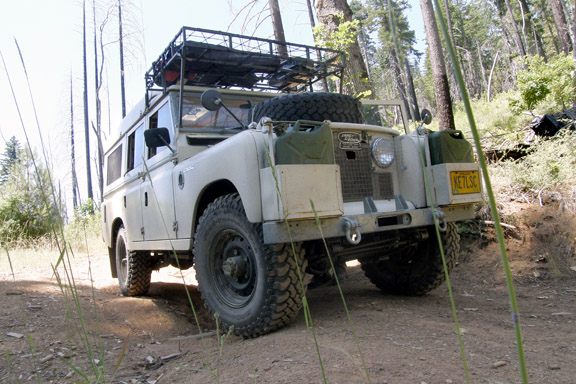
262,203,475,244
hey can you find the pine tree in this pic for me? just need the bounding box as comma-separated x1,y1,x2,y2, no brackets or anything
0,136,21,184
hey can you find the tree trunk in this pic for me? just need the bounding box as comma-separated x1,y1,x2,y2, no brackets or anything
487,51,499,102
561,0,576,52
70,76,78,208
419,0,455,131
315,0,372,96
550,0,572,54
573,0,576,62
405,58,421,121
119,0,126,118
504,0,527,56
443,0,457,58
269,0,288,57
518,0,544,57
476,41,488,95
305,0,329,91
386,0,411,118
82,0,93,201
93,0,103,199
390,46,412,120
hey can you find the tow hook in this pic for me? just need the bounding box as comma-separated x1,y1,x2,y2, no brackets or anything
343,218,362,245
434,209,447,232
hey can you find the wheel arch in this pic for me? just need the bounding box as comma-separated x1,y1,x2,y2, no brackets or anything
108,217,125,278
193,179,238,234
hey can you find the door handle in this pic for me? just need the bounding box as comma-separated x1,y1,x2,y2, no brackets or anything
144,192,148,206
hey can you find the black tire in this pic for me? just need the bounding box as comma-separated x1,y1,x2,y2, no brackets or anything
360,223,460,295
194,193,307,338
253,92,364,124
115,226,152,296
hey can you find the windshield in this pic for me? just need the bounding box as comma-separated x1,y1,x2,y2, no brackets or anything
176,94,252,130
361,101,409,133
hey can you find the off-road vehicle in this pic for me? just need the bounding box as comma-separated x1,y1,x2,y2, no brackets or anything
101,27,482,338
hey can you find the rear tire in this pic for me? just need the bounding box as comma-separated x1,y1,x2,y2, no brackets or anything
194,194,307,338
115,226,152,296
360,223,460,295
253,92,364,124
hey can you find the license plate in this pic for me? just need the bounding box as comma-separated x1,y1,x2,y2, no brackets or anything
450,170,481,194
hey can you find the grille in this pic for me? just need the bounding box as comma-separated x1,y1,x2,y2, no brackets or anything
333,133,395,202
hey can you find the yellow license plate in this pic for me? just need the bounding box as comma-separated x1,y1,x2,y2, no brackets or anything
450,170,481,194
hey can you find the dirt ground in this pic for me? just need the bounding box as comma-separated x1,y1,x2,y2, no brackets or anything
1,206,575,384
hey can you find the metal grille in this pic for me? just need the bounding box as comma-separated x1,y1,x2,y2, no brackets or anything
333,133,395,202
375,173,394,199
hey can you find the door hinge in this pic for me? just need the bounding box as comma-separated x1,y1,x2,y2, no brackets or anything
173,221,178,233
140,227,145,236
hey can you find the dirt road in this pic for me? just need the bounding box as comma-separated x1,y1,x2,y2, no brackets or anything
1,225,575,384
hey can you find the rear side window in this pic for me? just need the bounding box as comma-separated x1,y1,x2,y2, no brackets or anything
106,145,122,186
127,124,144,172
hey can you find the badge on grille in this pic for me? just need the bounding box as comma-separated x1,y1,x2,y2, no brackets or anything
338,132,362,150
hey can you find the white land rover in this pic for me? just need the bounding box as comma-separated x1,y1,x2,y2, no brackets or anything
101,27,482,338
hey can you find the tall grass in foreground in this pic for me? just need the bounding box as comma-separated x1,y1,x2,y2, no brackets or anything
1,43,122,383
432,0,529,382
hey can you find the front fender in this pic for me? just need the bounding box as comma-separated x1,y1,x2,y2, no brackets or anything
174,130,264,239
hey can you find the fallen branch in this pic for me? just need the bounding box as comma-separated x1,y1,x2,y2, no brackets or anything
483,220,517,230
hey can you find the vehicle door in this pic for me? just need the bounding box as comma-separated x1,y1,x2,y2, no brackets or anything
122,122,145,242
141,100,177,241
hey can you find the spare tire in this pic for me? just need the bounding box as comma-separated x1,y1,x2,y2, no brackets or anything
253,92,364,124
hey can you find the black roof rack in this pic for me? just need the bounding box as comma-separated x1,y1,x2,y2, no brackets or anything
145,27,345,98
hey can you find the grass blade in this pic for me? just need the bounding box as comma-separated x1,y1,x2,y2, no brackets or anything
430,0,529,382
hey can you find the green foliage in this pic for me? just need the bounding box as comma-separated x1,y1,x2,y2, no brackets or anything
314,13,360,53
64,209,102,253
510,54,576,114
314,13,372,98
0,143,62,246
74,198,96,220
490,130,576,192
426,92,532,147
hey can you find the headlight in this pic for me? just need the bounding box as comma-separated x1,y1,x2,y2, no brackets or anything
371,138,395,167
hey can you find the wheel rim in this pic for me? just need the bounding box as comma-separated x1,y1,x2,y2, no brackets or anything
209,229,256,308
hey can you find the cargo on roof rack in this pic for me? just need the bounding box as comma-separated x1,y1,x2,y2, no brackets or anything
145,26,345,98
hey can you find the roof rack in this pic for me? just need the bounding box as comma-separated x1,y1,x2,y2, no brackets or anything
145,26,345,100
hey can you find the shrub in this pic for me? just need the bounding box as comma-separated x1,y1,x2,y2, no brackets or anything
64,209,102,253
509,54,576,114
489,130,576,193
0,143,62,247
426,92,532,148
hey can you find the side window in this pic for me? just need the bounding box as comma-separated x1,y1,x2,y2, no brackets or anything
106,145,122,186
148,103,172,159
127,123,144,172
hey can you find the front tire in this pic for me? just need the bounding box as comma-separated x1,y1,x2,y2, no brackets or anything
360,223,460,295
194,194,307,338
115,226,152,296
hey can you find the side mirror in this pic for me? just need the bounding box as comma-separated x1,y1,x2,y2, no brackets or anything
144,127,171,148
420,109,433,125
201,89,223,111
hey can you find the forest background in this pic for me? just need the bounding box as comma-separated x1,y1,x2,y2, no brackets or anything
1,0,576,245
